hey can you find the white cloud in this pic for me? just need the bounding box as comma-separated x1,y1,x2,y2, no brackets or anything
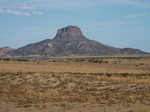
0,9,43,16
0,0,150,16
9,4,36,10
0,1,42,16
2,0,150,9
25,0,150,9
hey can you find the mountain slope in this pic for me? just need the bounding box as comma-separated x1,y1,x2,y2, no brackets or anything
0,47,15,57
120,48,146,54
9,26,147,57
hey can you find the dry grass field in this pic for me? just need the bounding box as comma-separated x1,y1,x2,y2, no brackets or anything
0,57,150,112
0,57,150,74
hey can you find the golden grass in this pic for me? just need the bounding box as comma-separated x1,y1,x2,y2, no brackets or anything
0,57,150,73
0,57,150,111
97,75,150,84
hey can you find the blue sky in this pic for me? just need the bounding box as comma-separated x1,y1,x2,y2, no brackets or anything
0,0,150,52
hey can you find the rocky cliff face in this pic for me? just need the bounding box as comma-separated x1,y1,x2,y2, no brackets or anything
53,26,86,41
8,26,147,57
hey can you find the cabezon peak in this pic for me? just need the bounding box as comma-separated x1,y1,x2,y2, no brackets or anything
53,25,87,41
7,25,147,57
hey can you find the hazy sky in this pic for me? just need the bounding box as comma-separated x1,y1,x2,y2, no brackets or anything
0,0,150,52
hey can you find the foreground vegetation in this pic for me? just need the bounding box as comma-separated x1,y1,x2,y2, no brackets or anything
0,56,150,112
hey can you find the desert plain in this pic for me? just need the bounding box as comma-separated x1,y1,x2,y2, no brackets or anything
0,56,150,112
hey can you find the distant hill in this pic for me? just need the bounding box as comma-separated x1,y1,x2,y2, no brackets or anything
8,26,148,57
0,47,15,57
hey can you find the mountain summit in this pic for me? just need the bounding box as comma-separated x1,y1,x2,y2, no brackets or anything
8,25,147,57
53,26,87,41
